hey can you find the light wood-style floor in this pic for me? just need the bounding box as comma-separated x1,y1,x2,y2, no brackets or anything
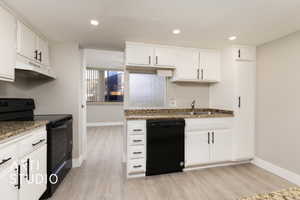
50,126,295,200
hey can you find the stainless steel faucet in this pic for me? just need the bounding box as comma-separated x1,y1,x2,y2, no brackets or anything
191,100,196,114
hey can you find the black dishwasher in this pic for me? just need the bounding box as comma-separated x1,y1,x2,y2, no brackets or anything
146,119,185,176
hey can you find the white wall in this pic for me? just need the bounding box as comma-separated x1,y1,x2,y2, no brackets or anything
84,49,124,69
256,31,300,175
87,104,124,123
167,81,209,108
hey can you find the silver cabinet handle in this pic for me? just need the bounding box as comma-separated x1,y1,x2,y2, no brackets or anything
238,96,241,108
201,69,204,80
32,139,45,146
197,69,200,79
238,49,241,58
208,132,210,144
14,165,20,189
0,157,12,166
133,165,142,168
24,159,30,180
212,132,215,144
133,139,142,142
149,56,151,65
156,56,158,65
133,129,142,132
133,152,142,154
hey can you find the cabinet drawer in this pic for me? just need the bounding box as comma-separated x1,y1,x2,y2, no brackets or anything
19,127,47,158
127,120,146,135
128,159,145,174
128,135,145,146
0,143,18,169
128,146,145,159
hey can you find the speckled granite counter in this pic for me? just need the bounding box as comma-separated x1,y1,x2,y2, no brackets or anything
238,187,300,200
124,108,234,120
0,121,48,143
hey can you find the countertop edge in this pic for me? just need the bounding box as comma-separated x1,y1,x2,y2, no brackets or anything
0,121,48,145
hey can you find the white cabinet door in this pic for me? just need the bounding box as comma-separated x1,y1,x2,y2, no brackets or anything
126,45,154,66
30,145,47,199
200,50,220,82
234,46,256,61
0,6,16,81
17,21,37,61
0,164,18,200
211,129,232,162
19,145,47,200
37,37,50,66
233,61,255,160
174,49,199,80
185,131,210,167
154,47,176,66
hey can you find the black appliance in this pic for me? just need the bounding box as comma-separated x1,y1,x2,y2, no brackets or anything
146,119,185,176
35,114,73,199
0,98,73,199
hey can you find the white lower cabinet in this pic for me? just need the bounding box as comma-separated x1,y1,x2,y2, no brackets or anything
211,130,232,162
0,164,18,200
0,126,47,200
127,120,146,177
185,129,233,167
19,145,47,200
185,131,210,167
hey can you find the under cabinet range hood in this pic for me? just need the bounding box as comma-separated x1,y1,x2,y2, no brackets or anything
15,54,56,79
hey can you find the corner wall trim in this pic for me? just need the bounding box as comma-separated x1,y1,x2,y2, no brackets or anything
252,157,300,186
87,121,124,127
72,155,83,168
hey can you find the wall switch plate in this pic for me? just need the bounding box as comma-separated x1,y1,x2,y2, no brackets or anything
169,99,177,107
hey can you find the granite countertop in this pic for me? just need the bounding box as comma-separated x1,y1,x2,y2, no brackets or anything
0,121,48,143
124,108,234,120
238,187,300,200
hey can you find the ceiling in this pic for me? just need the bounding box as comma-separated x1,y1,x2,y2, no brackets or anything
3,0,300,51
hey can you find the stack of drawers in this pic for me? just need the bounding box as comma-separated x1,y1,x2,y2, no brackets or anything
127,120,146,176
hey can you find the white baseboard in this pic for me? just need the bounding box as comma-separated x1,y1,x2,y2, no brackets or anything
184,160,252,172
252,157,300,186
87,121,124,127
72,155,83,168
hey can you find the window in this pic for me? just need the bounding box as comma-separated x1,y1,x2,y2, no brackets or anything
129,73,166,107
86,68,124,103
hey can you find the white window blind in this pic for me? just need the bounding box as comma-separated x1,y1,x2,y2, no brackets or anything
129,73,166,107
86,68,124,102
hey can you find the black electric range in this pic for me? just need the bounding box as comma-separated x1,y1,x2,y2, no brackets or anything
0,98,73,199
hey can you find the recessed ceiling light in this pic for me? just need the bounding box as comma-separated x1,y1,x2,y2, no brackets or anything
90,20,99,26
172,29,181,34
228,36,237,41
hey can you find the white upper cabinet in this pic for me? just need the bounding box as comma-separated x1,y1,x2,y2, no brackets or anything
126,44,153,66
36,37,50,66
154,47,176,67
17,21,51,68
0,6,16,82
17,21,36,61
174,48,199,80
199,50,220,82
125,42,221,83
234,46,256,61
